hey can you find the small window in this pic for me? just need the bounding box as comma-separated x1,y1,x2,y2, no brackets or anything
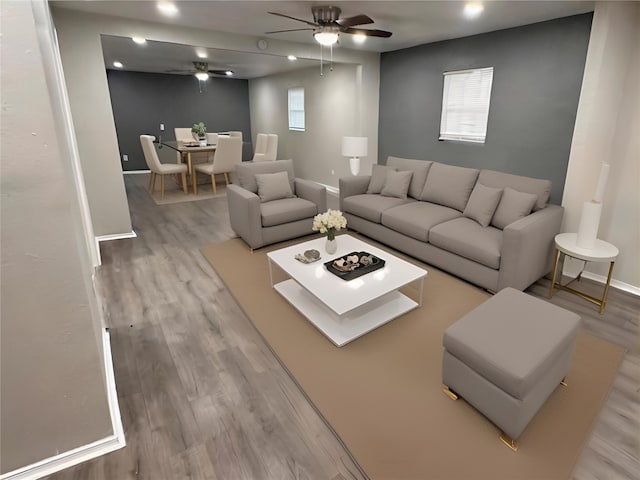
288,87,305,131
439,67,494,143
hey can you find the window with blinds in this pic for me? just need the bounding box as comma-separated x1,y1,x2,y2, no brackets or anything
439,67,494,143
288,87,305,131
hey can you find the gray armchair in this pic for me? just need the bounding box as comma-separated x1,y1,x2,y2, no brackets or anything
227,159,327,249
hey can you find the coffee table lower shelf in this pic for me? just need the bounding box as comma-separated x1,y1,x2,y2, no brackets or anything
274,279,419,347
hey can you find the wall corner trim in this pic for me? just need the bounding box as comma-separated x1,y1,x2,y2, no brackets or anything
0,329,126,480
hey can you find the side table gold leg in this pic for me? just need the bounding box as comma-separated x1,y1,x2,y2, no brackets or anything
599,261,615,314
549,248,561,299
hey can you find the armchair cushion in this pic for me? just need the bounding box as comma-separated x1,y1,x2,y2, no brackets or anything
235,159,295,193
260,198,318,227
255,171,294,202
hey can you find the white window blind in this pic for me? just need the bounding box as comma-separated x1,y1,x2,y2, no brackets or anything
439,67,494,143
288,87,305,131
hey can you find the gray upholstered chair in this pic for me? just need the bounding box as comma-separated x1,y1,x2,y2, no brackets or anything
227,159,327,249
193,135,242,195
140,135,188,200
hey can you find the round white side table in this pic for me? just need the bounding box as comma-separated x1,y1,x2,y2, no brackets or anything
548,233,619,314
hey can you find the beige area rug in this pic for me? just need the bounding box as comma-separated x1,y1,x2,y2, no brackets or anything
146,173,228,205
201,236,624,480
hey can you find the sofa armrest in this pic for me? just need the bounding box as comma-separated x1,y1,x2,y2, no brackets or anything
295,178,327,212
339,175,370,210
226,184,263,249
498,204,564,291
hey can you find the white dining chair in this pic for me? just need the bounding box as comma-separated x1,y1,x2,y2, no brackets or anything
140,135,188,200
253,133,278,161
252,133,269,161
193,135,242,195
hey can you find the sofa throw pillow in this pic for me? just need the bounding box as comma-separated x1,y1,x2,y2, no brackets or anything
381,170,413,199
367,165,394,194
491,187,538,229
420,162,480,212
463,184,503,227
254,171,294,203
387,156,433,199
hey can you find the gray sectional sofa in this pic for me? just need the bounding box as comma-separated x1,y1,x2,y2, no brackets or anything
339,156,563,292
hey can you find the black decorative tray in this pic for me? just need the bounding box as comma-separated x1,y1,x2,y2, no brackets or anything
324,251,386,281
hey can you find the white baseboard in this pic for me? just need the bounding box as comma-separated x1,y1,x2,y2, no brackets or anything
0,330,126,480
581,271,640,297
94,231,137,266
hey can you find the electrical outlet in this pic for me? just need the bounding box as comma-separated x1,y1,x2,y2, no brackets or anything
160,123,165,131
123,154,129,162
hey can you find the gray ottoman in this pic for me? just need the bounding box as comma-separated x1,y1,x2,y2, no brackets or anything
442,287,581,451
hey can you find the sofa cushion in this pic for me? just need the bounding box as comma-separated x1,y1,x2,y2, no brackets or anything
382,202,462,243
429,217,503,269
260,197,317,227
478,170,551,211
491,187,538,229
255,171,294,202
235,159,295,194
343,194,414,223
387,157,433,200
420,162,480,212
381,170,413,199
367,164,394,194
463,183,503,227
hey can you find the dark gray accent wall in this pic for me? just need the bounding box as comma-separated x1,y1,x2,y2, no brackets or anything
106,70,252,170
379,13,593,205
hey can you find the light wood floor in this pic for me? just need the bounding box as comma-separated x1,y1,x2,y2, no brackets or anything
45,174,639,480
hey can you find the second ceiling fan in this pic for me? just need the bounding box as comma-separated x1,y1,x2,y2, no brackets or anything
267,5,392,46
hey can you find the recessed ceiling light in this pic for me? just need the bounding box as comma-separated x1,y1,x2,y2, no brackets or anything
132,37,146,45
225,71,233,76
196,51,208,59
352,34,366,44
113,61,123,68
463,3,484,19
287,55,297,61
157,2,178,17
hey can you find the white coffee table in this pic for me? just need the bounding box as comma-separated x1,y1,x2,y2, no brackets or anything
267,234,427,346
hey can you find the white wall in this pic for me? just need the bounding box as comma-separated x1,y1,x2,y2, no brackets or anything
249,62,379,186
563,1,640,290
1,1,112,473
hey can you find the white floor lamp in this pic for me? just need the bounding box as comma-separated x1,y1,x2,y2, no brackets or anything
342,136,368,176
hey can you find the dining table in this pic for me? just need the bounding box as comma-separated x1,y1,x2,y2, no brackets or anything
159,140,217,193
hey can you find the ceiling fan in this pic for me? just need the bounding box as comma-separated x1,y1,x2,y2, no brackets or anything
165,61,233,79
267,6,392,46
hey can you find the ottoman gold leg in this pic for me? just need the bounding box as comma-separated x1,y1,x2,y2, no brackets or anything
500,433,518,452
443,386,459,400
560,376,568,387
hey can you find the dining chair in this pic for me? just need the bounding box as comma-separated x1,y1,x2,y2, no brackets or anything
252,133,269,161
174,127,210,164
140,135,188,200
193,135,242,195
228,131,243,142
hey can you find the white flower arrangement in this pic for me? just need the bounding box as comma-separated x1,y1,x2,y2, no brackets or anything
312,209,347,241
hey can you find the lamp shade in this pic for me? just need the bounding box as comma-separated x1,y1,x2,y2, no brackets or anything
341,136,368,158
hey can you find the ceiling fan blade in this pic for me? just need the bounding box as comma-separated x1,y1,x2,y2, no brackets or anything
268,12,318,27
344,27,393,38
265,28,315,34
337,14,374,28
